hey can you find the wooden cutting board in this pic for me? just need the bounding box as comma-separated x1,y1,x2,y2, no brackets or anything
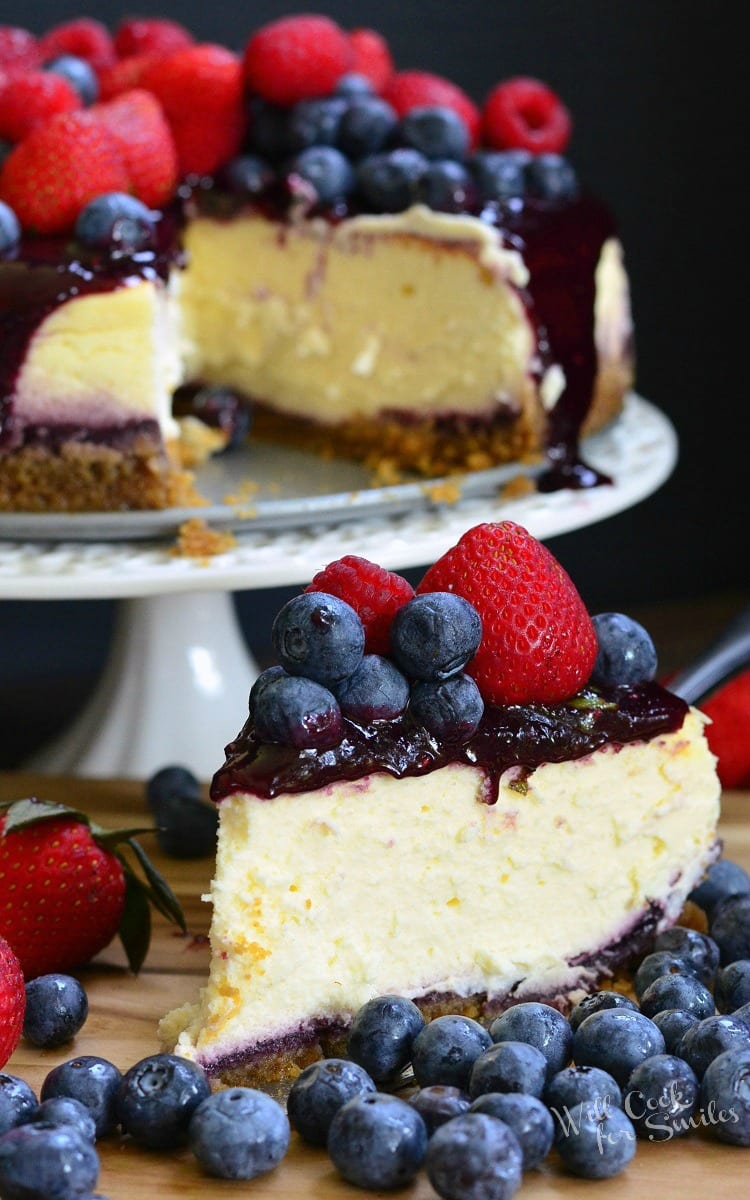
3,772,750,1198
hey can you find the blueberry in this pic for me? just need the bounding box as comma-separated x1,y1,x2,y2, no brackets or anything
335,72,374,97
410,674,484,742
469,1041,547,1100
701,1047,750,1145
174,383,252,450
188,1087,289,1179
589,612,658,688
689,858,750,917
639,972,715,1021
41,1057,122,1138
286,1058,375,1147
470,150,530,203
555,1105,636,1179
222,154,274,197
524,153,579,202
416,159,473,212
572,1009,665,1087
568,990,639,1031
653,924,720,986
625,1053,699,1140
651,1009,699,1055
633,950,696,999
424,1112,523,1200
253,673,342,749
336,655,410,722
469,1092,554,1169
287,97,348,151
346,994,425,1082
44,54,98,104
544,1064,623,1116
0,200,21,255
75,192,156,253
356,148,428,212
677,1014,750,1078
408,1086,471,1136
337,96,397,159
412,1015,492,1090
116,1053,211,1149
327,1092,427,1190
23,975,88,1049
146,763,202,807
0,1074,38,1136
247,99,291,161
0,1122,99,1200
489,1002,572,1079
710,893,750,965
399,105,469,161
288,145,355,205
391,593,482,682
33,1098,97,1143
145,765,217,859
716,961,750,1013
272,592,365,687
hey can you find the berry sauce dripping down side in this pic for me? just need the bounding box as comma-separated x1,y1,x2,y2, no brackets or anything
210,682,688,804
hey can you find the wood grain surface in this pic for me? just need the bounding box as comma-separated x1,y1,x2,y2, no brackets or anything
2,771,749,1198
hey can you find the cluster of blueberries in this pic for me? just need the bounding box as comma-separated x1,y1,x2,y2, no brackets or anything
1,856,750,1198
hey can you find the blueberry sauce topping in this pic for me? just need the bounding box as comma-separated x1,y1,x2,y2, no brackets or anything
210,681,688,804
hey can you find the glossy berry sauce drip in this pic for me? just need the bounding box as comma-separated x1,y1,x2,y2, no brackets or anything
0,213,183,450
210,682,688,804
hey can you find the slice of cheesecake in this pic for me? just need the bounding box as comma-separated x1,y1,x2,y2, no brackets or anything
160,526,720,1091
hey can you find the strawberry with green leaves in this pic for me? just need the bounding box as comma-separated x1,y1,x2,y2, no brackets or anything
0,797,184,981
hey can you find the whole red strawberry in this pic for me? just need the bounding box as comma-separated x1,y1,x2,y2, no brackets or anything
243,14,352,106
700,668,750,789
482,76,572,155
94,89,178,208
305,555,415,655
417,521,597,705
141,44,245,176
384,69,481,149
0,110,129,234
0,69,81,143
0,798,184,980
0,933,25,1069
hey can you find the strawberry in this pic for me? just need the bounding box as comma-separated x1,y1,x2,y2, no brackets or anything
348,27,394,93
0,933,25,1069
416,521,597,705
0,110,129,234
384,69,481,149
243,14,352,107
38,17,116,74
94,89,178,208
97,52,161,101
0,25,40,74
700,668,750,789
305,555,415,656
482,76,572,155
0,69,81,143
141,44,245,177
113,17,194,60
0,797,184,980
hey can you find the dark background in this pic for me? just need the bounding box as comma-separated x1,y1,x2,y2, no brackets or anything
0,0,747,766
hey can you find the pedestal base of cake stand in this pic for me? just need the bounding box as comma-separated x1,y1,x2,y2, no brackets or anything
26,590,258,782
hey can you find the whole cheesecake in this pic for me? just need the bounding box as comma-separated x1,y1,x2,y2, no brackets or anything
159,523,720,1090
0,14,633,511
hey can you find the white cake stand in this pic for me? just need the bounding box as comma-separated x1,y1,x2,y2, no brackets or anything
0,396,676,781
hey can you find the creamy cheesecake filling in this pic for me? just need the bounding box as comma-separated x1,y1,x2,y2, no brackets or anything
162,707,719,1079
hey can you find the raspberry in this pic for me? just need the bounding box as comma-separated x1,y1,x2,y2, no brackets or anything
348,28,394,92
416,521,597,706
97,52,161,101
482,77,572,155
305,555,415,656
0,69,81,142
0,110,129,234
0,26,40,74
243,14,352,107
94,89,178,208
141,44,245,176
384,70,480,149
113,17,194,60
38,17,116,74
700,668,750,789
